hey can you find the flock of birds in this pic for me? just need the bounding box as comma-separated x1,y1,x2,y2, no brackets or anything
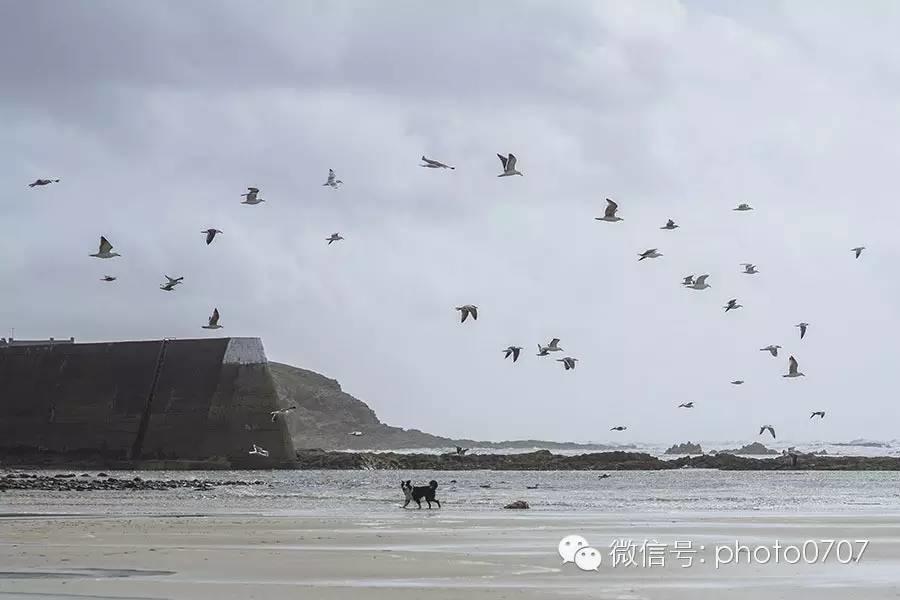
27,152,869,450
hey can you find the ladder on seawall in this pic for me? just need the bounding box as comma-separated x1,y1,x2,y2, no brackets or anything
129,338,171,460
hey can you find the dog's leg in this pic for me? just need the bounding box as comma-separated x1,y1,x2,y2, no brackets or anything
434,498,441,508
416,499,422,509
402,498,410,508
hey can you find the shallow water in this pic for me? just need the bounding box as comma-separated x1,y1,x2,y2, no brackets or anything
4,469,900,517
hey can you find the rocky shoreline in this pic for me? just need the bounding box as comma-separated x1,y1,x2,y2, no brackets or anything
0,472,267,492
4,449,900,473
295,449,900,471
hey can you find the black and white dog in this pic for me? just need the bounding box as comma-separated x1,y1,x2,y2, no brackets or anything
400,479,441,509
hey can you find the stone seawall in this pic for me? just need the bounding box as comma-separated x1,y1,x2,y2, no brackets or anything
0,337,296,468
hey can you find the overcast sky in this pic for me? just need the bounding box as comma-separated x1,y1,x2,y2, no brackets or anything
3,0,900,445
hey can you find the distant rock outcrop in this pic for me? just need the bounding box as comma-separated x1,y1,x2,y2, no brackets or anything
665,442,703,454
712,442,778,455
504,500,530,509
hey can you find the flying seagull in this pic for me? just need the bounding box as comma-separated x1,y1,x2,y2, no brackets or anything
270,406,298,422
90,236,120,259
660,219,678,230
456,446,469,455
638,248,662,261
420,156,455,169
248,444,269,457
796,322,809,339
202,308,222,330
497,153,523,177
455,305,478,323
731,380,745,385
723,298,742,312
759,425,776,439
678,402,694,408
323,169,343,188
28,178,60,187
503,346,523,362
539,338,563,354
741,263,758,274
760,345,782,357
734,203,753,211
682,275,695,286
852,246,865,259
783,355,805,378
202,229,222,245
610,426,627,432
240,187,264,204
160,275,183,291
810,411,826,419
557,356,578,370
327,233,344,245
595,199,623,222
349,431,364,436
686,274,711,290
101,275,117,282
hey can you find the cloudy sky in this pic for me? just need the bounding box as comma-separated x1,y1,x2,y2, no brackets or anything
3,1,900,444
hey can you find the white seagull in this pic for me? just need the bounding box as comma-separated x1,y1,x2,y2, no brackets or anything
202,229,222,245
159,275,183,292
759,425,776,439
660,219,678,230
678,402,694,408
741,263,758,274
248,444,269,457
323,169,343,188
202,308,222,330
496,153,523,177
638,248,662,261
349,431,364,436
29,178,60,187
539,338,563,354
796,322,809,339
503,346,523,362
455,305,478,323
241,187,264,205
723,298,742,312
783,355,805,378
90,236,120,259
595,198,623,222
101,275,117,282
557,356,578,370
810,411,826,419
734,203,753,211
270,406,298,422
731,380,745,385
686,274,711,290
852,246,865,259
420,156,455,169
760,345,782,357
610,426,627,432
327,233,344,245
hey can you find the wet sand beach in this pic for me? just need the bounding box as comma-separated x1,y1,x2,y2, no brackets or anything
3,510,900,599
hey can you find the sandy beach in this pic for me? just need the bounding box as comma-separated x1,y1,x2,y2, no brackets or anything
3,508,900,600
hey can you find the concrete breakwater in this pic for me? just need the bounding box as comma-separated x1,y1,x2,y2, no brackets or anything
0,337,297,468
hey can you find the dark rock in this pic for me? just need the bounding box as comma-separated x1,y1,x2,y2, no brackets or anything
665,442,703,455
713,442,778,455
504,500,530,509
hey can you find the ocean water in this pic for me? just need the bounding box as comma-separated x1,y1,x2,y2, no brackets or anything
345,439,900,458
5,469,900,517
